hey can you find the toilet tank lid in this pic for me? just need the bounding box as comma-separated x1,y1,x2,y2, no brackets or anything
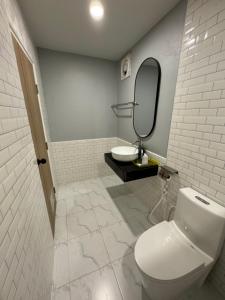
179,188,225,219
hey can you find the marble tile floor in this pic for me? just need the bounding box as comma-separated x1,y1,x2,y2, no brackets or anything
52,175,224,300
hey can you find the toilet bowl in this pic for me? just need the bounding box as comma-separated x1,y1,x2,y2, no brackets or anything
134,188,225,300
135,221,213,300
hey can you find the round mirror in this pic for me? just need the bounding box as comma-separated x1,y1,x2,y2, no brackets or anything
133,57,161,138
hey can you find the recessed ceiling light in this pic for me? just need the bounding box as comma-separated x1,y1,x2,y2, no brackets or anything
89,1,104,21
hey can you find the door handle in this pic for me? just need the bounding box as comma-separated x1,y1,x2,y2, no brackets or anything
37,158,47,165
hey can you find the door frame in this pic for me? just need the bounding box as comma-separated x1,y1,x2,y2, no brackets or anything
11,28,56,236
10,28,49,140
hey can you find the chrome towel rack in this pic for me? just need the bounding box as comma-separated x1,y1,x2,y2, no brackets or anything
111,101,139,118
111,101,139,109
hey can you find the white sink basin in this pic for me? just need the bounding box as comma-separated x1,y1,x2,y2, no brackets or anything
111,146,138,162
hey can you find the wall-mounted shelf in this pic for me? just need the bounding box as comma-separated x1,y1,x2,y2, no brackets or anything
104,153,158,182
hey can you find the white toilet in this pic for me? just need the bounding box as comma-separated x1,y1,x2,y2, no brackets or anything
135,188,225,300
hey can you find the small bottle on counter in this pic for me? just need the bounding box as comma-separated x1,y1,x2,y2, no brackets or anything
142,153,149,165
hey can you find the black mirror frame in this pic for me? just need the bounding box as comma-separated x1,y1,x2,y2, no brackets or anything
133,57,161,139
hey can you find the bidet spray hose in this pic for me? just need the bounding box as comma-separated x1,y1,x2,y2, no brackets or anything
147,176,171,225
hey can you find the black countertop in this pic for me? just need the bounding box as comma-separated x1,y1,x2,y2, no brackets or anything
104,153,158,182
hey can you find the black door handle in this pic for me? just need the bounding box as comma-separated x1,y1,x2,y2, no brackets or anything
37,158,47,165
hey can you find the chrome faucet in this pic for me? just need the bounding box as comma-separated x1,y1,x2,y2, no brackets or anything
132,138,144,160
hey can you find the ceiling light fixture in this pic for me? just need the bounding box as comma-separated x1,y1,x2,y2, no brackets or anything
89,1,104,21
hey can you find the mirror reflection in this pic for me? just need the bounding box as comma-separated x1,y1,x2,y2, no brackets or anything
133,57,161,138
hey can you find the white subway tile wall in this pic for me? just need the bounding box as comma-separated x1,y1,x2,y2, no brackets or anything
50,137,167,186
0,0,53,299
50,138,120,185
166,0,225,296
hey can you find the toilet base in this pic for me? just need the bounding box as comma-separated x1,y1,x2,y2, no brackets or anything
140,267,208,300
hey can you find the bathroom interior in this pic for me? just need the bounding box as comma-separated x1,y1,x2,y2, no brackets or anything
1,0,225,299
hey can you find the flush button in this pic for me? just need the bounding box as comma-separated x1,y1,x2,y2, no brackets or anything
195,196,210,205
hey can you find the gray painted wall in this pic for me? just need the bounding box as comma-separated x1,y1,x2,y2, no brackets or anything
117,0,187,157
38,1,186,155
38,49,118,141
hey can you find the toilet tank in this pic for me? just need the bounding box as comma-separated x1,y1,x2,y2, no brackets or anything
174,188,225,259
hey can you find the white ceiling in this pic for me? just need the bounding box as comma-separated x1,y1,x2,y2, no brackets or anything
18,0,181,61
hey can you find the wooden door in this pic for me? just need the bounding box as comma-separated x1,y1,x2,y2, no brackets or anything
12,35,56,236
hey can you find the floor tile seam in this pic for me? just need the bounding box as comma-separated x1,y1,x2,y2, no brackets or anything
111,260,125,300
66,228,101,243
67,207,96,218
63,219,128,243
92,205,123,229
66,227,110,272
56,190,94,201
66,216,126,240
53,262,116,291
54,216,139,244
52,283,72,300
64,238,134,266
100,221,115,267
54,228,106,245
67,202,119,215
57,192,110,205
108,251,135,265
65,211,69,242
67,219,100,240
105,242,138,299
98,224,135,264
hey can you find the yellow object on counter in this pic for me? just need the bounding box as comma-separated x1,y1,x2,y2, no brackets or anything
148,157,159,166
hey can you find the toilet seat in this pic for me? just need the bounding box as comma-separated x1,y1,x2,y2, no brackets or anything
135,221,213,283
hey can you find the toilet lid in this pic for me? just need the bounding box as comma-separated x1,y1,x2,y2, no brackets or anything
135,221,213,282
